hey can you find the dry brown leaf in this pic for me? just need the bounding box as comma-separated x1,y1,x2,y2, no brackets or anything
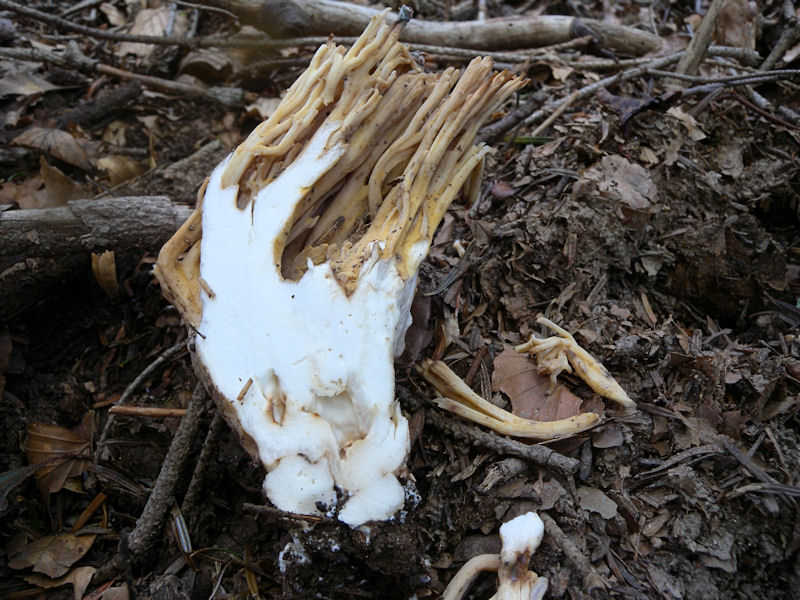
576,486,618,518
245,96,282,120
11,128,92,172
8,533,96,578
23,565,96,600
118,7,187,62
38,157,88,208
95,154,144,186
715,0,757,50
491,345,587,422
0,72,62,98
91,250,119,298
22,412,93,498
0,176,47,207
592,423,624,448
100,2,126,26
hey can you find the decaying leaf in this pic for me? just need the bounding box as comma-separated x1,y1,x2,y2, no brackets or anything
576,486,618,519
715,0,757,50
0,72,63,98
491,345,588,422
117,7,187,62
22,412,93,498
11,127,92,172
8,533,97,578
95,155,144,186
91,250,120,298
23,565,96,600
38,157,89,207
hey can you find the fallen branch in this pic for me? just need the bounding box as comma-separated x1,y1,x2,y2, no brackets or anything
0,196,192,318
93,383,207,583
202,0,662,55
424,409,579,475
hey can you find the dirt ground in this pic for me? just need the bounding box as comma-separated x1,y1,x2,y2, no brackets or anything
2,0,800,599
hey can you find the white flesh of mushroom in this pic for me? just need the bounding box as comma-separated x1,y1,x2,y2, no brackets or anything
198,130,419,525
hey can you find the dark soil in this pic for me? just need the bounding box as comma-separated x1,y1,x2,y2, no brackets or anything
2,1,800,599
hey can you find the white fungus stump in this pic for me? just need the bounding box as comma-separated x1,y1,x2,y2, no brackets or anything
155,10,525,526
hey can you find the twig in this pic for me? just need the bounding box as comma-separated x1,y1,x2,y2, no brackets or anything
530,89,579,137
242,502,326,523
181,410,225,520
760,18,800,71
424,409,579,475
93,384,207,583
0,45,242,107
108,406,189,418
675,0,727,76
728,89,800,131
539,513,608,594
96,339,188,451
569,46,761,71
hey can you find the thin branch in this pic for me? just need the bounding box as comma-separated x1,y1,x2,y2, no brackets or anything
93,384,207,584
424,409,579,475
96,339,188,451
675,0,727,76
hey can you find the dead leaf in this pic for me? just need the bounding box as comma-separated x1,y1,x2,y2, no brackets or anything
38,157,88,208
0,176,48,207
100,2,126,26
576,486,618,518
0,72,62,98
96,155,144,186
715,0,757,50
118,8,187,62
8,533,96,578
489,181,515,201
24,565,96,600
550,64,573,82
11,128,92,171
92,250,119,297
666,106,707,141
491,345,588,422
592,423,624,448
22,412,93,498
182,49,238,83
102,120,128,146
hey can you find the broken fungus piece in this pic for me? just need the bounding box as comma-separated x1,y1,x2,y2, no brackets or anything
154,11,525,526
516,316,636,411
417,358,600,440
443,511,549,600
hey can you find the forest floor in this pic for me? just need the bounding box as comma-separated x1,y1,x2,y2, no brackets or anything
1,0,800,599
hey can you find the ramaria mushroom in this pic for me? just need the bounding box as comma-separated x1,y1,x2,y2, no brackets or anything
154,10,525,526
417,358,600,440
516,316,635,411
443,511,549,600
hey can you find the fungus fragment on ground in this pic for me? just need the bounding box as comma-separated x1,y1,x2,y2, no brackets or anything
155,11,525,526
417,358,600,440
516,316,635,411
443,511,549,600
417,316,634,440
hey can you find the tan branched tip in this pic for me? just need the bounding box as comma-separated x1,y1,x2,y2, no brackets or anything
416,358,599,440
515,317,635,411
